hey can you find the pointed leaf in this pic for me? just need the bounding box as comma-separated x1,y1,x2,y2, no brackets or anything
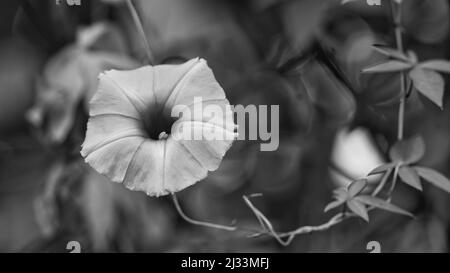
362,60,412,73
369,162,397,175
406,50,418,64
346,200,369,222
333,188,349,202
324,200,345,212
372,45,409,62
415,166,450,194
409,67,444,109
354,195,413,217
347,179,368,197
398,166,422,190
418,60,450,73
389,135,425,164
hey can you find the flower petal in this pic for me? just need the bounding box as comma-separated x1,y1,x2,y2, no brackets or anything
82,58,236,196
99,68,155,116
154,58,202,106
98,58,202,119
122,140,167,196
171,121,235,171
81,115,146,156
84,136,144,184
165,59,226,106
163,137,209,194
89,71,143,119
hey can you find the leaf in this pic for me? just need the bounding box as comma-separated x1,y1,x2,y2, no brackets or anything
347,179,367,197
354,195,413,217
398,166,422,191
346,200,369,222
26,22,138,144
409,67,444,109
415,166,450,194
372,45,409,62
389,135,425,164
333,188,349,202
369,162,397,175
406,50,418,64
362,60,412,73
324,200,345,212
418,60,450,73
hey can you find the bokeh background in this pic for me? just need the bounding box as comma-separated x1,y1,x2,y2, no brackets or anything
0,0,449,252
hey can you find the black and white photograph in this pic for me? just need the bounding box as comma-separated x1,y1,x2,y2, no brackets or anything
1,0,450,261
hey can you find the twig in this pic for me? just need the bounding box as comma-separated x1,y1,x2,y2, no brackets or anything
125,0,155,65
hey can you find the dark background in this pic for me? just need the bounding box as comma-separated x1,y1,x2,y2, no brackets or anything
0,0,449,252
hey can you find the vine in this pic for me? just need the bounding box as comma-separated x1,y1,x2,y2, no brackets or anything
126,0,450,246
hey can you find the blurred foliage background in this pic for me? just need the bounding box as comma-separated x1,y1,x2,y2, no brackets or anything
0,0,449,252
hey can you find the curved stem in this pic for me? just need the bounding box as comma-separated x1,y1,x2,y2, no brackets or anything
171,193,237,231
173,190,369,246
126,0,155,65
243,195,351,246
243,194,291,246
277,213,344,245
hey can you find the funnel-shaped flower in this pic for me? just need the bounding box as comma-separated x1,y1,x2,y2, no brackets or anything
81,58,237,196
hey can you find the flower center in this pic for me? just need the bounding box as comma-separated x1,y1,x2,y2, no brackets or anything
143,110,176,141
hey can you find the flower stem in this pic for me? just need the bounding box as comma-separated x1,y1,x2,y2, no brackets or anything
125,0,155,65
372,168,393,197
171,193,237,231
